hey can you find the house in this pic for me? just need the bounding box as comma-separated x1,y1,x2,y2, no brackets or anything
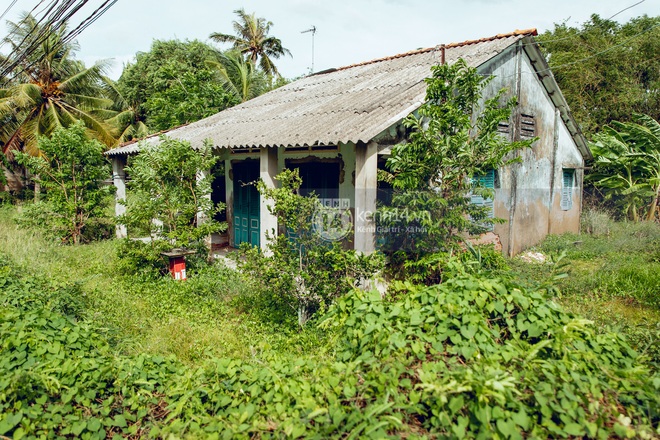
106,29,591,257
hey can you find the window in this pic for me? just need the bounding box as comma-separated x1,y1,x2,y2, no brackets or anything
520,114,535,138
471,169,495,230
561,169,575,210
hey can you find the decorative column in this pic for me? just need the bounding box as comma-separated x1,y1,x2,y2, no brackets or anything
260,146,278,251
112,156,127,238
354,141,378,253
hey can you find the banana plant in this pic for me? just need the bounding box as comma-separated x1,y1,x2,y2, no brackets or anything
589,114,660,221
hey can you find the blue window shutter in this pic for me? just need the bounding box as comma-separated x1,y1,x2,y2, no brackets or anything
471,169,495,230
561,169,575,210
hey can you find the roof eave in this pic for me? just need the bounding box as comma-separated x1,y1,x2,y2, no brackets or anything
521,36,592,161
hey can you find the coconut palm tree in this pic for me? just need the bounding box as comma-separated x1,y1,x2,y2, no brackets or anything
207,50,268,103
101,77,149,145
209,8,291,77
0,13,115,156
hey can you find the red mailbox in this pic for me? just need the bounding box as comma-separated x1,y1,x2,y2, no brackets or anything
161,249,195,280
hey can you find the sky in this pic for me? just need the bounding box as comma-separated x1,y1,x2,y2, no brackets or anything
1,0,658,80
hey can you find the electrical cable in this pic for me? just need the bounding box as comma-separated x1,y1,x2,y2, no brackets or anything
0,0,118,85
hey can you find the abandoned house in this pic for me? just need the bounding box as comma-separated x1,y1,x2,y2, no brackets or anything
106,29,591,257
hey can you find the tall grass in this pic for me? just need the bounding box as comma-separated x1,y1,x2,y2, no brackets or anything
509,209,660,364
0,206,329,365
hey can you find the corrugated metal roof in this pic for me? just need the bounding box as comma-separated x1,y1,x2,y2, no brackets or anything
106,30,536,157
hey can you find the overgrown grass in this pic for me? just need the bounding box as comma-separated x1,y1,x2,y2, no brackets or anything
0,206,329,365
508,210,660,364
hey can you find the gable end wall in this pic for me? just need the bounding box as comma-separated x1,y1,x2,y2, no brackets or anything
476,43,584,255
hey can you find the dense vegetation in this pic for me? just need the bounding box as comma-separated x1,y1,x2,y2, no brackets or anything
0,9,286,171
0,207,658,438
539,14,660,136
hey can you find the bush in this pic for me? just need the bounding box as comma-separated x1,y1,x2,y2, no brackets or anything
15,123,114,245
119,137,226,273
235,169,384,327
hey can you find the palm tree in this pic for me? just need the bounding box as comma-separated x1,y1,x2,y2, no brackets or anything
101,77,149,145
209,8,291,77
0,13,115,156
207,51,268,103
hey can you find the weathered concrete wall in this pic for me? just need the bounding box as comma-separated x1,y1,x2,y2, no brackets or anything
477,43,584,255
549,119,584,235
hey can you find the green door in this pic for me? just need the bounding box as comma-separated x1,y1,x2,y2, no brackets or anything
233,161,260,247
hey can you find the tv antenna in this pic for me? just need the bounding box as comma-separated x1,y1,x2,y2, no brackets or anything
301,25,317,73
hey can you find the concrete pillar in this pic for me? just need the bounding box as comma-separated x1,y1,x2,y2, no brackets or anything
260,147,279,250
196,169,211,226
354,141,378,253
112,156,127,238
196,168,213,248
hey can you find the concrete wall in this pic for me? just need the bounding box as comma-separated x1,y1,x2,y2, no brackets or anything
477,43,584,255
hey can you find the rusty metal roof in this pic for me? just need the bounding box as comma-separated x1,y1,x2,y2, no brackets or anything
106,30,538,157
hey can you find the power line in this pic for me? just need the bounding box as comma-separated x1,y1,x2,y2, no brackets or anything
521,0,647,47
0,0,19,23
0,0,119,85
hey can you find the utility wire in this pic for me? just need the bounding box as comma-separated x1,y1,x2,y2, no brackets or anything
0,0,19,23
0,0,118,85
521,0,647,47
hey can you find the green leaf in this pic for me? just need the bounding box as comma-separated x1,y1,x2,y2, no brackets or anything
410,311,423,326
71,420,87,436
512,409,530,430
496,418,518,438
113,415,127,428
0,412,22,435
87,418,102,432
563,423,584,436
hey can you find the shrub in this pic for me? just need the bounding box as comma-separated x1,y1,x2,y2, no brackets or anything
119,137,226,274
15,123,114,244
235,169,384,327
377,59,532,277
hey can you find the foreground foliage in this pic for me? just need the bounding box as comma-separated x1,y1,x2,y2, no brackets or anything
1,252,658,438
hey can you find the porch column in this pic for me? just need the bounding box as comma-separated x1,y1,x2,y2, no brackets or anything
260,146,278,251
354,141,378,253
196,168,213,248
112,156,127,238
196,168,211,226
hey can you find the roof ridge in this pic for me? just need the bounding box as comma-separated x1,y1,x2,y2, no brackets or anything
334,28,537,72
